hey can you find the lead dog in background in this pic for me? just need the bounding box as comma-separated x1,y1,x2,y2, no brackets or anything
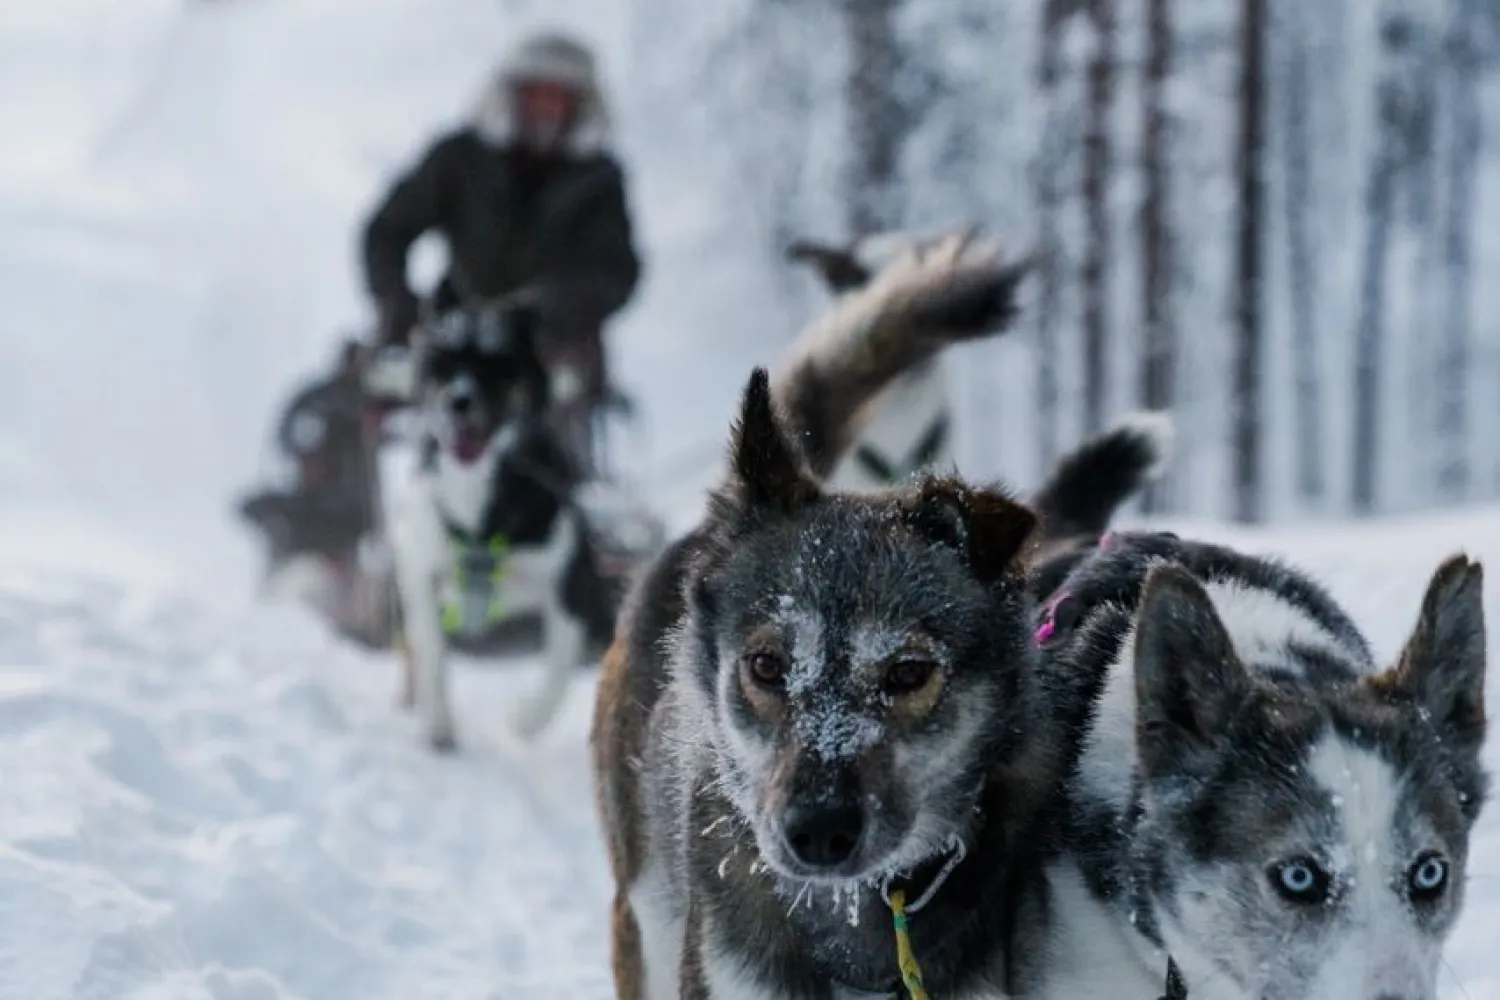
1017,530,1489,1000
384,306,608,750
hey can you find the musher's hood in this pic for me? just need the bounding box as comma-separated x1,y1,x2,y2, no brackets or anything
471,31,612,156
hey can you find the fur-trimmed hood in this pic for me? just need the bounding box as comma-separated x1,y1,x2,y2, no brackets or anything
470,31,612,155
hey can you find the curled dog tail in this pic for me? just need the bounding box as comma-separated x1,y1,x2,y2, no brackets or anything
772,231,1032,480
1032,411,1174,542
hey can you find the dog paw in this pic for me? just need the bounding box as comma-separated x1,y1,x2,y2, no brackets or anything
427,729,459,754
510,705,550,742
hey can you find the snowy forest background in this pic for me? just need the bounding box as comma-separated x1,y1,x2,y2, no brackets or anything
640,0,1500,524
5,0,1500,587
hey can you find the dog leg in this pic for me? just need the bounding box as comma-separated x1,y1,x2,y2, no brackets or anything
513,591,585,740
610,890,646,1000
394,545,458,752
395,629,416,710
412,608,457,753
678,902,713,1000
389,483,460,752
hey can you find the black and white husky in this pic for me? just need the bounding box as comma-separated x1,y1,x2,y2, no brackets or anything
385,306,613,750
1018,530,1489,1000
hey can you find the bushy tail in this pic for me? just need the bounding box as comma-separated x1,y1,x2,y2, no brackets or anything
770,230,1032,480
1031,411,1174,542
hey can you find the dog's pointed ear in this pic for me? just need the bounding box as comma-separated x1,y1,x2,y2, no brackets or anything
722,368,820,517
902,478,1037,584
1134,563,1250,777
1371,554,1486,751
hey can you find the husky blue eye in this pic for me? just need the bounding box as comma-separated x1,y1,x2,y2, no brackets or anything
1271,858,1332,904
1408,854,1449,899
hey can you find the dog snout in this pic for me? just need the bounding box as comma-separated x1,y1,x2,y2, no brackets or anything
448,387,475,417
783,799,864,869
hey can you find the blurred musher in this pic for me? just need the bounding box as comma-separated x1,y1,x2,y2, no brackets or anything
360,30,642,472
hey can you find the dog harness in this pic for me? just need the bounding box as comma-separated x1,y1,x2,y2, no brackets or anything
439,528,511,637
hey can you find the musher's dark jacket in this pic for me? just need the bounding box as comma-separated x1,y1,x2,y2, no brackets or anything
361,129,641,378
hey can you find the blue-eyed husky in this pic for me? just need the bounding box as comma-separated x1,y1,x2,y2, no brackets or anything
1019,530,1489,1000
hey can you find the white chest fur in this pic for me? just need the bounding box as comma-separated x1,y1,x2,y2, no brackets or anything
386,429,587,746
1030,860,1165,1000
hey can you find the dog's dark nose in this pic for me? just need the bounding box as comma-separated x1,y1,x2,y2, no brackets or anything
783,801,863,869
448,390,474,417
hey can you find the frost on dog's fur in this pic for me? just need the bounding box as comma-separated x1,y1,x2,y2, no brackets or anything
1135,559,1488,1000
689,369,1041,886
589,235,1192,999
602,365,1060,997
1023,537,1491,1000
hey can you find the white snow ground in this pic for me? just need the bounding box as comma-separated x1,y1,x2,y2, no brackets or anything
2,0,1499,998
1,506,1499,1000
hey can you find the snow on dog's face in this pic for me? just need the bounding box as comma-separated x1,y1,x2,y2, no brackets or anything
419,307,549,465
683,369,1039,884
1131,560,1488,1000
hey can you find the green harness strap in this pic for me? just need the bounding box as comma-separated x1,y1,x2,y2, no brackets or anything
441,531,511,636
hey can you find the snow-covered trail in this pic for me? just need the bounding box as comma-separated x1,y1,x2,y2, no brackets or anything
0,561,612,1000
2,506,1500,999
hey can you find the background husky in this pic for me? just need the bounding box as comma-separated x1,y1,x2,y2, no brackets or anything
788,230,985,493
593,289,1173,995
386,304,614,750
1019,531,1489,1000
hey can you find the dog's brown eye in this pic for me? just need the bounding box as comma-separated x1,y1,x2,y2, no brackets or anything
744,651,789,689
884,658,937,696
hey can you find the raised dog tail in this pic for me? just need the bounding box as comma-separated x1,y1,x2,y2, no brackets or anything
772,231,1032,480
1032,411,1174,542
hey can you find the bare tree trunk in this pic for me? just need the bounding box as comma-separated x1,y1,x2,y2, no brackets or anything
1233,0,1268,523
1351,13,1412,515
1278,0,1324,504
1081,0,1116,433
1140,0,1175,513
844,0,904,238
1437,0,1483,501
1034,0,1073,469
1403,19,1441,510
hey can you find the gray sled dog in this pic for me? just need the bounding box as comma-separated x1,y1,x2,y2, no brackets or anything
1015,529,1489,1000
591,233,1174,997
